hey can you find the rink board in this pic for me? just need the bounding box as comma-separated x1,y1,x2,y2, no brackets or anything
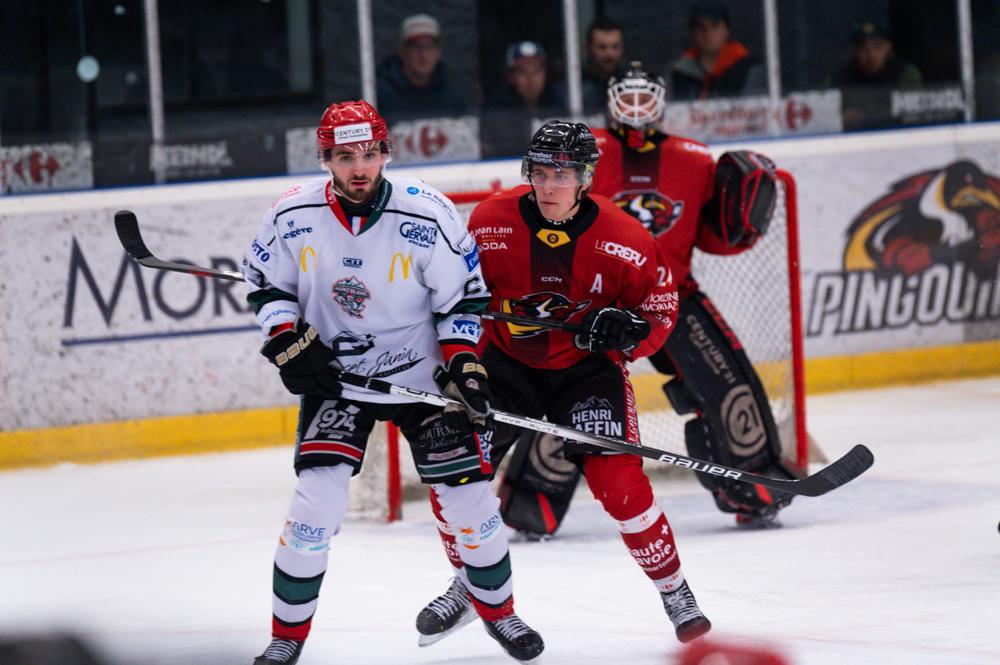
2,122,1000,466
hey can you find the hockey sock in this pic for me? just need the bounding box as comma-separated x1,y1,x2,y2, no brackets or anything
583,455,684,592
432,481,514,621
271,464,351,640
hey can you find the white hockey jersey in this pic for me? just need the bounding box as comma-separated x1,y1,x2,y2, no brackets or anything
244,175,489,403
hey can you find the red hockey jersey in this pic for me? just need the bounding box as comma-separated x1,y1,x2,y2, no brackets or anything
469,185,678,370
590,128,754,298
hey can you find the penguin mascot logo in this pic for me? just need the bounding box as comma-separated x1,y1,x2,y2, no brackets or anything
844,160,1000,277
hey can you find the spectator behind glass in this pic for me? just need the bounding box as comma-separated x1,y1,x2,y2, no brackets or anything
829,17,923,89
481,41,567,158
827,16,923,131
375,13,468,124
669,1,765,100
580,17,626,113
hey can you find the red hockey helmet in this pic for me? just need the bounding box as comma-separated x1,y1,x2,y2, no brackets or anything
316,100,392,158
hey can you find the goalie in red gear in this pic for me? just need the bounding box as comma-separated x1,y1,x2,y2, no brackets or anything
502,62,801,535
417,120,712,646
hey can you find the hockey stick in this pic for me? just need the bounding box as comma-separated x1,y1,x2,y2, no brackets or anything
113,210,873,495
114,209,576,331
337,371,874,498
114,210,244,281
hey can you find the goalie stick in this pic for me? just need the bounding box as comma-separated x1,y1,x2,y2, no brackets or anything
113,210,872,495
336,371,873,498
113,209,577,332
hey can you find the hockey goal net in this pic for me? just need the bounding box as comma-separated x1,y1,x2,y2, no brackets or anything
347,172,807,521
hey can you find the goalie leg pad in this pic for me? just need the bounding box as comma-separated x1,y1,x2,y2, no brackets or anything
666,293,796,515
498,431,581,538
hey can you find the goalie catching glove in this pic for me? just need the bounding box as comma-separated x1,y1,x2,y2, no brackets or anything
261,320,343,398
433,351,492,434
574,307,651,353
707,150,778,248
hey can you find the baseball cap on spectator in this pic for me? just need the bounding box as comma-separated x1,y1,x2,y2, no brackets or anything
689,1,731,28
505,41,546,69
851,16,890,43
400,13,440,43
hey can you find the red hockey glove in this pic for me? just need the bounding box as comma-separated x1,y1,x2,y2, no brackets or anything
709,150,778,247
433,351,492,434
574,307,651,353
261,320,343,398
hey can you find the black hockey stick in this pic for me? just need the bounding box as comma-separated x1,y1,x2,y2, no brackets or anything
114,209,575,331
337,371,874,498
114,210,244,281
113,209,873,495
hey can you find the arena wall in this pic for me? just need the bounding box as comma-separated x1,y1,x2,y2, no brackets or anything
2,122,999,467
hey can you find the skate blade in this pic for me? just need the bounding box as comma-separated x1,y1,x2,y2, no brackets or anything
417,607,477,647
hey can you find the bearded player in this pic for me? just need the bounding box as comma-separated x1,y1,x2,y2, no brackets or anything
416,120,712,647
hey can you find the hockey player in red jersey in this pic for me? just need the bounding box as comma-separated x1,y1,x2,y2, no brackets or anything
416,120,712,646
499,62,801,537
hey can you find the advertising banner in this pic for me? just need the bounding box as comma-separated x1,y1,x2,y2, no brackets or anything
776,130,1000,357
1,142,94,194
0,197,293,429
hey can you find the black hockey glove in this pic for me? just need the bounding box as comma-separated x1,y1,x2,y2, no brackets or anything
708,150,778,247
574,307,651,353
433,351,492,434
261,321,343,398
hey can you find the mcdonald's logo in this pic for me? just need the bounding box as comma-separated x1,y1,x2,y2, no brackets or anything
389,252,413,282
300,245,317,272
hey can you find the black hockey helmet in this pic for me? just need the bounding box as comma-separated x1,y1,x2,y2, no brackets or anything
521,120,600,188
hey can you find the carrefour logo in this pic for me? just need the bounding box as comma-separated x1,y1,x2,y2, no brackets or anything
399,220,437,248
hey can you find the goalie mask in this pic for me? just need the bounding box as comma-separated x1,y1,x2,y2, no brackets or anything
607,62,667,137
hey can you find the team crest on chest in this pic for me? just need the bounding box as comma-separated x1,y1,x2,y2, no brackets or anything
536,228,572,248
502,291,590,338
332,276,371,318
612,190,684,236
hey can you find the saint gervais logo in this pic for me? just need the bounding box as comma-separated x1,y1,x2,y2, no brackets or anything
809,160,1000,337
612,190,684,237
720,385,766,456
501,291,590,338
332,276,371,318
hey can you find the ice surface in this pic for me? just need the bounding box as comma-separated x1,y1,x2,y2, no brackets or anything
1,377,998,664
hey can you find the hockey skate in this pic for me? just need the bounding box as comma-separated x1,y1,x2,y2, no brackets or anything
416,576,476,646
661,581,712,643
735,507,783,529
253,638,303,665
482,613,545,662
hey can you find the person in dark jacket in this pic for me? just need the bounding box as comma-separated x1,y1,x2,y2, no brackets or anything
827,16,923,130
669,1,765,100
481,41,567,158
375,13,468,124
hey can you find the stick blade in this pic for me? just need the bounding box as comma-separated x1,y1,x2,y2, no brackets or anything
796,444,875,497
114,210,152,260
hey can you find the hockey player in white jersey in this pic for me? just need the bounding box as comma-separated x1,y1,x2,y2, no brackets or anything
245,100,544,664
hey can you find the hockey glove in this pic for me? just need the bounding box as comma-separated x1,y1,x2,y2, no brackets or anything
433,351,492,434
708,150,778,247
261,320,343,398
574,307,651,353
